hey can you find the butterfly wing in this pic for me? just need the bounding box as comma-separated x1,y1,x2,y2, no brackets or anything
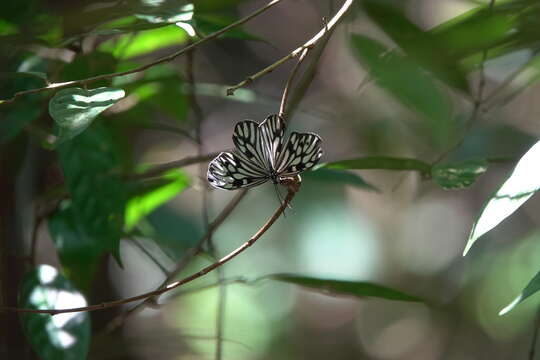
258,114,285,170
276,132,323,177
232,120,269,172
208,151,269,190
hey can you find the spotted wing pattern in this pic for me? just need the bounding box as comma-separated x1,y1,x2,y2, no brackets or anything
232,120,268,171
208,114,323,190
276,132,323,177
258,114,285,169
207,152,268,189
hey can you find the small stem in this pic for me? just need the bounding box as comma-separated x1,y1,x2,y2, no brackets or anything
227,0,354,96
0,179,299,315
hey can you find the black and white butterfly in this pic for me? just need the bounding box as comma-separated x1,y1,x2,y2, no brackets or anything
208,114,323,190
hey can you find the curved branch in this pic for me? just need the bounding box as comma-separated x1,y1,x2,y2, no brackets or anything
0,0,286,105
0,179,300,315
227,0,354,96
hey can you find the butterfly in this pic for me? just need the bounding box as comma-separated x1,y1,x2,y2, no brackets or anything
208,114,323,190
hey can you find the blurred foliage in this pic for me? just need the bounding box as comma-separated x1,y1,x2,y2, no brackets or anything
3,0,540,359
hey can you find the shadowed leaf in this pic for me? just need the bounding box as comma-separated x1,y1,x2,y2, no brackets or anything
269,274,422,302
49,87,125,143
432,159,488,190
19,265,91,360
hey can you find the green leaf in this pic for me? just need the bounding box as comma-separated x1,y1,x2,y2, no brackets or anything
125,170,190,231
192,14,262,41
303,168,378,191
500,268,540,315
464,140,540,255
432,159,488,190
323,156,431,176
58,124,127,263
48,202,100,291
362,0,469,93
269,274,422,302
430,3,520,67
99,24,188,59
19,265,91,360
49,87,125,143
134,2,193,24
350,35,454,146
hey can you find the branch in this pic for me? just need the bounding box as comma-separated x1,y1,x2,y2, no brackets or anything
226,0,354,96
100,189,249,334
0,0,286,105
0,179,299,315
130,151,221,180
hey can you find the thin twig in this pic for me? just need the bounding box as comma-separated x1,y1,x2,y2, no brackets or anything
279,48,310,117
0,0,286,105
285,16,338,119
433,0,495,165
130,152,221,180
226,0,355,96
0,180,299,315
100,189,248,334
128,237,170,277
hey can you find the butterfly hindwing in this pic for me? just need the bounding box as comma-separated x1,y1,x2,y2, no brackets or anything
276,132,323,176
208,114,323,190
208,151,268,190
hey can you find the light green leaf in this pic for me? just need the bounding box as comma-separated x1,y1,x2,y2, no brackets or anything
323,156,431,176
303,168,378,191
99,24,188,59
125,170,190,231
350,34,454,145
432,159,488,190
464,140,540,255
19,265,91,360
269,274,422,302
500,268,540,315
49,87,125,143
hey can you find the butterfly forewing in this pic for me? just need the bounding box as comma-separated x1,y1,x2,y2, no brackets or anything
208,114,323,190
259,114,285,170
208,152,268,189
232,120,268,172
276,132,323,176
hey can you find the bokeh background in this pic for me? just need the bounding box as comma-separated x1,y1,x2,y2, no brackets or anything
3,0,540,359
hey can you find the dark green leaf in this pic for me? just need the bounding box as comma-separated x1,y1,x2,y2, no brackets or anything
464,140,540,255
432,159,488,190
362,0,469,93
49,87,125,143
269,274,422,302
19,265,91,360
304,168,378,191
350,35,454,145
323,156,431,176
48,202,101,291
125,170,190,231
500,268,540,315
58,124,127,263
192,14,262,41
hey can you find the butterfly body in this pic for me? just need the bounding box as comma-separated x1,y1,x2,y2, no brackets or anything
208,114,322,190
